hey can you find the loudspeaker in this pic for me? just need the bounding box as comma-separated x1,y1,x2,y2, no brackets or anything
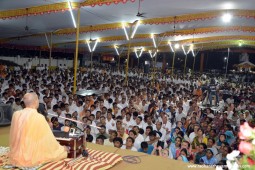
0,104,13,126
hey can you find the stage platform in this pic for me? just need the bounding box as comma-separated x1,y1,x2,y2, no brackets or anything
0,126,214,170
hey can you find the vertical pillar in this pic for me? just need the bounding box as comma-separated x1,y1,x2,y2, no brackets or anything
200,52,204,73
162,53,166,71
130,56,134,68
49,32,52,67
73,8,80,94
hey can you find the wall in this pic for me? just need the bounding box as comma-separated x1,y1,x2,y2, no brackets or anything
0,56,78,67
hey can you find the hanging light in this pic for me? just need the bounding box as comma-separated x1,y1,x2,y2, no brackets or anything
151,34,157,48
191,49,195,57
222,13,232,23
131,20,140,39
174,43,180,49
181,45,187,55
114,45,120,56
67,0,76,28
139,47,144,57
86,39,98,52
135,48,139,58
122,22,129,40
168,41,174,52
238,41,243,47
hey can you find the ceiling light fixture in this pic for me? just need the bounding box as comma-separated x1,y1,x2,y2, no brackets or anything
86,39,98,52
149,50,157,58
182,45,187,55
131,20,140,39
187,44,193,54
238,41,243,47
67,1,77,28
168,41,174,52
114,45,120,56
174,43,180,49
222,13,232,23
122,22,129,40
191,49,195,57
151,34,157,48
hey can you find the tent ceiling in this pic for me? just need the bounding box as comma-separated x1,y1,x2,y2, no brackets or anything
1,0,255,53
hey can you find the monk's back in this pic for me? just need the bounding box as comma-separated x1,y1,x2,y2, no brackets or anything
9,108,67,167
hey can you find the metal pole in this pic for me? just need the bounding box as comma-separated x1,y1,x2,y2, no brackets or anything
73,8,80,94
125,28,132,86
138,57,140,68
90,51,93,70
192,55,196,73
153,53,157,84
118,54,121,73
49,32,52,68
39,50,41,65
225,48,230,79
171,52,176,75
184,54,187,74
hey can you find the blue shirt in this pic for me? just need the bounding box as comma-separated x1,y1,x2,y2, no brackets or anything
138,145,154,154
200,156,218,165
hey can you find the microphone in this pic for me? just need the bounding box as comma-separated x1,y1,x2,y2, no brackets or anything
48,113,101,130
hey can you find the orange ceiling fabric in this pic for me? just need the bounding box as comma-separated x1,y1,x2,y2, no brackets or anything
0,0,136,20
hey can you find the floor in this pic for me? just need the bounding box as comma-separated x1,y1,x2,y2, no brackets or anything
0,126,10,147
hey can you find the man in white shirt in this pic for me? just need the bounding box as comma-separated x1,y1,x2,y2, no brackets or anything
161,114,172,135
142,116,156,131
123,113,135,131
128,130,142,150
175,106,186,122
104,130,118,147
117,97,128,110
105,112,116,133
155,121,166,142
121,137,137,151
134,116,144,129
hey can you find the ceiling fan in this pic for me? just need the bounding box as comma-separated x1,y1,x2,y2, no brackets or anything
171,16,183,36
88,25,97,42
136,0,146,18
24,8,37,33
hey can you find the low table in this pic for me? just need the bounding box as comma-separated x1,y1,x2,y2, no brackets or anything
56,134,84,158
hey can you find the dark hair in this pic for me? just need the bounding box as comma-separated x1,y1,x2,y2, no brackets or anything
96,135,106,141
113,137,123,145
208,138,215,144
180,148,188,156
126,137,135,144
86,134,93,142
200,143,207,150
137,116,142,121
139,128,144,135
129,130,137,136
146,126,153,132
177,131,184,138
141,142,148,149
149,131,157,137
224,146,232,153
133,111,139,117
111,130,118,137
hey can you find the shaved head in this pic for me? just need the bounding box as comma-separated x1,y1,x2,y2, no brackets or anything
23,93,39,109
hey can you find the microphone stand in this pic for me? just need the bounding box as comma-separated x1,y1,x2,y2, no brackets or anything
48,113,101,157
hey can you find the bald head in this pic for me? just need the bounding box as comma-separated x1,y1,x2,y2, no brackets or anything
23,93,39,109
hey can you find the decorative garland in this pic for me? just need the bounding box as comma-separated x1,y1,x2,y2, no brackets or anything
0,0,137,20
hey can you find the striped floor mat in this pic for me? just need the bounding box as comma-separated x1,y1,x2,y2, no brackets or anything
0,148,122,170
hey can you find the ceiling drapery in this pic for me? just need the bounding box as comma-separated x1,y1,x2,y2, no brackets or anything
0,0,136,20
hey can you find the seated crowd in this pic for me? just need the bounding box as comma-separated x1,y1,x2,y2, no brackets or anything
0,64,254,166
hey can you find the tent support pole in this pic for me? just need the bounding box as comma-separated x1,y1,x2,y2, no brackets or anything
73,8,80,94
